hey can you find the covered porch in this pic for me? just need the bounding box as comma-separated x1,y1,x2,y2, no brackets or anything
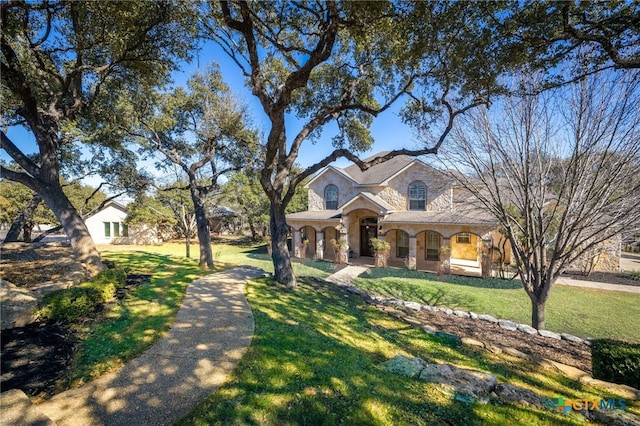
286,203,507,278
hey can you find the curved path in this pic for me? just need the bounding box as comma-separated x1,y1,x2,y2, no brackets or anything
31,266,264,426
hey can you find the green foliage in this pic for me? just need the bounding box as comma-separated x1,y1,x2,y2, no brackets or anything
125,194,177,227
37,287,103,323
93,269,127,288
591,339,640,389
36,268,127,322
370,237,391,252
221,170,269,237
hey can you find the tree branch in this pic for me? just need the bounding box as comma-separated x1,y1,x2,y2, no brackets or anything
1,131,40,178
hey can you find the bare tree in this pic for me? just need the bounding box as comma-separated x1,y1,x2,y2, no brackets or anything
441,71,640,330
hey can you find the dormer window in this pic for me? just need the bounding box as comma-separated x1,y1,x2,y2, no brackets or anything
408,181,426,211
325,184,338,209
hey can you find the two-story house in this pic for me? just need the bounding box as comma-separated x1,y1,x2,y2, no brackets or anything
286,153,508,275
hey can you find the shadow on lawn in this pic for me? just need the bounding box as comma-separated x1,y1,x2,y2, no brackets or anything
178,276,580,426
360,267,523,290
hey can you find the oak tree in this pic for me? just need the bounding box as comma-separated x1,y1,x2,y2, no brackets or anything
1,1,193,273
199,0,521,286
127,67,258,268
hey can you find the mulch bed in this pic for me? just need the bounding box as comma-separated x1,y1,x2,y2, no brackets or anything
0,321,76,398
0,243,151,399
562,270,640,287
381,304,592,373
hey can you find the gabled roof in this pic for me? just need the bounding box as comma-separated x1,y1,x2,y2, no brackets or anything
305,165,358,188
83,200,127,219
340,192,396,214
343,152,415,185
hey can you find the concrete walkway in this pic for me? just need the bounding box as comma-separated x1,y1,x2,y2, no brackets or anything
326,265,370,286
4,266,265,426
556,276,640,294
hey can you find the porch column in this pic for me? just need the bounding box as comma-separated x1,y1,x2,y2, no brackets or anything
293,229,302,258
480,234,493,279
334,217,349,264
407,236,417,270
316,231,324,260
441,237,451,275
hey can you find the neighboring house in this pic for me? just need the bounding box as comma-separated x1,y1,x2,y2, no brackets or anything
84,200,132,244
286,153,508,275
208,206,238,235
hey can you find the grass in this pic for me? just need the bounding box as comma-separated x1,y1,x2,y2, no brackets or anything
179,276,639,425
99,238,335,278
352,268,640,342
64,239,332,389
65,251,214,387
61,240,639,423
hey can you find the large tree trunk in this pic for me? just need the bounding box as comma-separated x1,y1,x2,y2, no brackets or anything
270,202,296,287
190,186,214,269
4,193,42,242
39,185,105,276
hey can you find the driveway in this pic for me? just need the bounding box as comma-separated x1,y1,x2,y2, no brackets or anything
621,252,640,273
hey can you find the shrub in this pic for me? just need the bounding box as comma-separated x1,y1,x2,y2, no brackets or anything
37,287,102,322
591,339,640,389
83,281,116,302
36,267,127,322
93,268,127,288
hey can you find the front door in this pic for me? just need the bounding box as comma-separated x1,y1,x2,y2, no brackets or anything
360,217,378,257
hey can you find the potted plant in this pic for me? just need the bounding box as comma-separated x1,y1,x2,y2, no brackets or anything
330,238,349,264
370,238,390,268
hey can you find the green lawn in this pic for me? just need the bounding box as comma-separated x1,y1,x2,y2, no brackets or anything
66,251,214,387
179,276,639,425
352,268,640,342
64,241,331,389
101,239,335,278
66,242,639,424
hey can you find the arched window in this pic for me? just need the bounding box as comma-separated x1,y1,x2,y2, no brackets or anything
397,230,409,258
408,181,426,211
325,184,338,210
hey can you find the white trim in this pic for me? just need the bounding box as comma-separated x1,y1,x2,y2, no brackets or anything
304,165,358,188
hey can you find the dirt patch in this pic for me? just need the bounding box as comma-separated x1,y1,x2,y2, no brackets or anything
0,243,77,288
0,243,150,399
402,306,592,372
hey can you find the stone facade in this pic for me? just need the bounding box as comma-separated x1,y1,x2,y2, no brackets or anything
287,153,620,277
307,169,357,211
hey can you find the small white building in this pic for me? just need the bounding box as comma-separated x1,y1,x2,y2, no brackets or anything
84,200,132,245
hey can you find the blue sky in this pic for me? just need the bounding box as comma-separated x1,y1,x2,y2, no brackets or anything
2,40,422,186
